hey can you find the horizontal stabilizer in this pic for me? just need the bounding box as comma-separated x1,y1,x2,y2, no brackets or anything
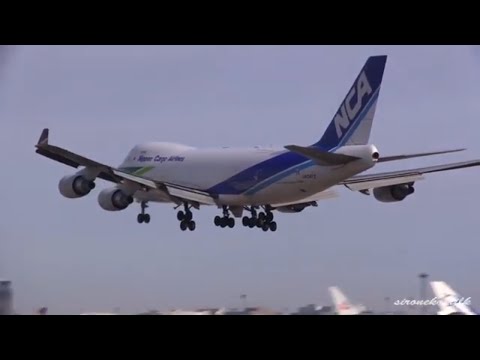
285,145,360,165
378,148,465,163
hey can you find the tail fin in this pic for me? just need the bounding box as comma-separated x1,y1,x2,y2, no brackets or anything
315,55,387,150
430,281,476,315
328,286,363,315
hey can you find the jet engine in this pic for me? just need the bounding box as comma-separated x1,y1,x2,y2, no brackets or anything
58,175,96,199
98,187,134,211
373,184,415,203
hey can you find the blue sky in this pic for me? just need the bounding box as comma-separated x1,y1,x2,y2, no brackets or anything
1,45,480,314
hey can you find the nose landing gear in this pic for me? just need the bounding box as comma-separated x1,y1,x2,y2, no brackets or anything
137,201,150,224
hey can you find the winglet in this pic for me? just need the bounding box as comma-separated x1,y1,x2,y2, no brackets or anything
37,128,49,147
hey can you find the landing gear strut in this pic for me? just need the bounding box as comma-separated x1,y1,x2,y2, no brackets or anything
214,206,235,228
242,205,277,232
137,201,150,224
177,203,196,231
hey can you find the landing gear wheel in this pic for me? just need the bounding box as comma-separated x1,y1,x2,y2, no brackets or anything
220,218,227,228
269,221,277,232
266,212,274,223
262,223,270,232
188,221,196,231
242,216,250,227
137,214,144,224
214,216,222,227
177,211,185,221
143,214,150,224
256,218,264,228
180,221,188,231
228,217,235,228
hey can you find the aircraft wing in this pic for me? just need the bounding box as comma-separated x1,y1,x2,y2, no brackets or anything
35,128,218,207
341,160,480,192
377,148,465,163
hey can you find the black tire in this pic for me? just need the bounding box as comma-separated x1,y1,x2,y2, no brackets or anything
144,214,151,224
266,212,274,223
228,217,235,228
256,218,264,227
269,221,277,232
242,217,250,227
214,216,222,226
258,212,266,221
137,214,144,224
188,221,196,231
177,211,185,221
249,218,256,228
220,217,227,228
185,211,193,222
262,223,269,232
180,221,187,231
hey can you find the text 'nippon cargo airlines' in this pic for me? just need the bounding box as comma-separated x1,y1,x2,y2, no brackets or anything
35,55,480,232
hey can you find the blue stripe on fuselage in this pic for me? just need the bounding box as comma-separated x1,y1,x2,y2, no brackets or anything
206,76,380,197
206,151,309,195
242,90,380,195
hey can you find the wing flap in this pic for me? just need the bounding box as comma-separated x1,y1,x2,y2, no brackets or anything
166,186,218,206
344,175,424,191
112,169,159,189
342,160,480,191
378,148,465,163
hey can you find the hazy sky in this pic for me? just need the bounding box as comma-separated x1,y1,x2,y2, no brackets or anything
1,45,480,314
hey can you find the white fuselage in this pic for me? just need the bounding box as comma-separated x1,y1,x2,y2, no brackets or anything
118,142,379,207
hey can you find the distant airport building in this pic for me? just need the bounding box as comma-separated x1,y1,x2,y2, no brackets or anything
0,279,13,315
293,304,334,315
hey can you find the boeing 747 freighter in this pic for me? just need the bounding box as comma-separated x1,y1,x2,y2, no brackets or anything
35,55,480,231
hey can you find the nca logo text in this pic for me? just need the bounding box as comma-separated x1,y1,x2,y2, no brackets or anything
334,71,373,139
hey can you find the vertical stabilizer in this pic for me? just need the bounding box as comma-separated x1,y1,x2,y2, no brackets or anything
328,286,363,315
430,281,476,315
315,55,387,150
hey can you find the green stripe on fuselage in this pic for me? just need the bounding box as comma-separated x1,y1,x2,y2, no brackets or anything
119,166,154,176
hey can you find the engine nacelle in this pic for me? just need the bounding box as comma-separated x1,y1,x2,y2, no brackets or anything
373,184,415,203
98,187,134,211
58,175,96,199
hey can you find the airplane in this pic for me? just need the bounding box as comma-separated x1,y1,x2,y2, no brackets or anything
430,281,477,315
328,286,368,315
35,55,480,232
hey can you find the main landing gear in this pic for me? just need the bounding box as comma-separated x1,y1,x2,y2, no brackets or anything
214,205,277,232
242,206,277,232
214,206,235,228
137,201,150,224
177,203,196,231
